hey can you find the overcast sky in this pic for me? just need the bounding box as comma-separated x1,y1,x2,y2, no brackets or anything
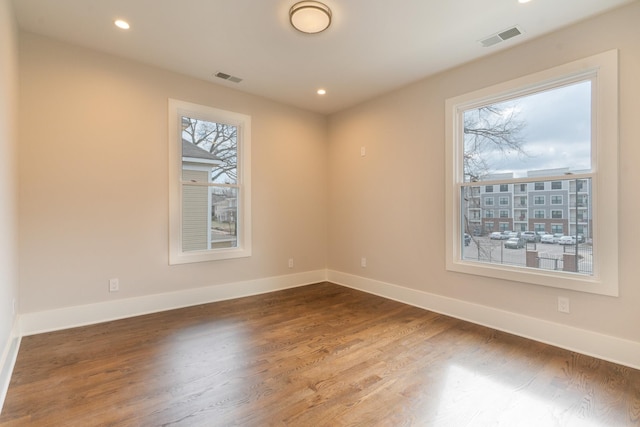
466,80,592,179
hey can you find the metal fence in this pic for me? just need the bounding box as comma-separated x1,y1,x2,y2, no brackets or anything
463,239,593,276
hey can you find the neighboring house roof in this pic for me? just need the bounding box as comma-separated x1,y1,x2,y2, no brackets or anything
182,139,222,164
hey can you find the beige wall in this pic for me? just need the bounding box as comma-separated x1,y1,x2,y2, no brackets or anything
14,2,640,346
18,33,328,313
327,2,640,342
0,0,19,361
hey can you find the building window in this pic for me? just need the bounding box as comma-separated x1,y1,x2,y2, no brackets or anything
551,224,563,234
551,210,563,219
484,198,494,206
499,210,509,218
551,195,563,204
485,210,494,218
447,50,619,295
485,185,494,193
534,223,546,233
534,210,545,219
499,222,510,232
500,184,508,192
499,197,509,205
169,99,252,264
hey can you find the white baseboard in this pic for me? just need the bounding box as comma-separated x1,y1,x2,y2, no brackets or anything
0,319,21,415
15,268,640,371
327,270,640,370
20,270,327,336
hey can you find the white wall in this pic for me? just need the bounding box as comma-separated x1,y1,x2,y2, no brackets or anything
327,3,640,344
17,33,328,315
0,0,19,408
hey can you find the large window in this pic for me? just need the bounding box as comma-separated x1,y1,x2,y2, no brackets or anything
169,99,251,264
445,50,619,295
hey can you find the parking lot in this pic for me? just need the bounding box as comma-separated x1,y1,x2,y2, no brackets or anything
462,236,593,274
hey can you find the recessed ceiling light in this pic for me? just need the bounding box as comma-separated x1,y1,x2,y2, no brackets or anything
317,89,327,95
114,19,130,30
518,0,532,3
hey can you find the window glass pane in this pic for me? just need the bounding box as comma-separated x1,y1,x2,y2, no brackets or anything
181,185,239,252
182,117,238,185
461,177,592,275
463,81,591,182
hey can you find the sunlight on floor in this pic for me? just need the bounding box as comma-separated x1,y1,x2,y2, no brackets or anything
431,364,605,427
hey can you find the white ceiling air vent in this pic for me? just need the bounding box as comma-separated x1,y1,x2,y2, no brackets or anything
479,26,523,47
214,71,243,83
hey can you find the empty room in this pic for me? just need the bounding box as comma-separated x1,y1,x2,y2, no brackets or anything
1,0,639,425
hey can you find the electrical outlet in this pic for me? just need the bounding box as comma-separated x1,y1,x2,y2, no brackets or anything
109,278,119,292
558,296,570,313
288,258,294,269
361,257,367,268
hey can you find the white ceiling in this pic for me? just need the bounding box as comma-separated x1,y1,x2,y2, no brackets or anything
11,0,633,115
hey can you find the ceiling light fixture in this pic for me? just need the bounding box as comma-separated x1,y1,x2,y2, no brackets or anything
114,19,130,30
289,1,332,34
317,89,326,95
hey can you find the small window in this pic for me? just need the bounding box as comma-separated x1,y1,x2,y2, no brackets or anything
484,198,494,206
551,224,563,234
500,184,509,192
499,210,509,218
499,197,509,205
447,50,619,295
534,223,546,233
169,99,252,264
485,210,494,218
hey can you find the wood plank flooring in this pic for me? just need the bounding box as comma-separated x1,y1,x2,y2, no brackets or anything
1,282,639,426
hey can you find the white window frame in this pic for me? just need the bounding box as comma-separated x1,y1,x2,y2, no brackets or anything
551,210,563,219
168,99,252,264
445,50,619,296
534,210,545,219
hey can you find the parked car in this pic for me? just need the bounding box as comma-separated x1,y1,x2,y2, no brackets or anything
540,234,555,244
552,233,564,243
490,232,504,240
574,234,585,243
464,233,471,246
504,237,525,249
522,231,540,242
558,235,577,245
505,231,520,239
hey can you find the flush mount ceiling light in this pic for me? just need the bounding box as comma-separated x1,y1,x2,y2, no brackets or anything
290,1,332,34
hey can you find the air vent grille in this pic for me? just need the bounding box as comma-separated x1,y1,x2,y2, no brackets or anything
214,71,243,83
479,26,523,47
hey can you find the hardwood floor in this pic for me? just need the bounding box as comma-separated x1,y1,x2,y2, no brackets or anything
1,282,639,426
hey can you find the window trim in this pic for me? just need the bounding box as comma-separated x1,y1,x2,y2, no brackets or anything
168,99,252,265
445,50,619,296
